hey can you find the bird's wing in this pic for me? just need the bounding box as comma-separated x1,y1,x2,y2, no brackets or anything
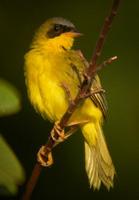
69,50,108,118
90,75,108,118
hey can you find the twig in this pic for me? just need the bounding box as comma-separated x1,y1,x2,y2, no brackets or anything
22,1,121,199
96,56,117,72
88,1,120,75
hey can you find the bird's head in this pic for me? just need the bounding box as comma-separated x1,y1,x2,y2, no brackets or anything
32,17,82,52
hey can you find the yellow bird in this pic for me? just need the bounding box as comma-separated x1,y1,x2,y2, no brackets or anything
24,17,115,190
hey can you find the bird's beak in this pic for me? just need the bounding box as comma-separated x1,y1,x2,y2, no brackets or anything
63,29,83,38
69,32,83,37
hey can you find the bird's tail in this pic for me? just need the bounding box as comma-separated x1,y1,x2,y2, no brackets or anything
81,122,115,190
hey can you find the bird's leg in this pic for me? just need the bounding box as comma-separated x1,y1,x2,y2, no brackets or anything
53,125,78,147
37,125,78,166
37,122,65,167
51,121,65,141
51,122,78,142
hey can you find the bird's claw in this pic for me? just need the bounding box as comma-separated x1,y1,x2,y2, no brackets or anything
51,122,65,142
37,146,53,167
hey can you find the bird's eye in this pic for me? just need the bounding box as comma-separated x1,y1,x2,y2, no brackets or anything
47,24,72,38
54,24,62,31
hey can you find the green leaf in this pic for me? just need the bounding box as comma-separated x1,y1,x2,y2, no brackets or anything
0,79,21,117
0,135,25,196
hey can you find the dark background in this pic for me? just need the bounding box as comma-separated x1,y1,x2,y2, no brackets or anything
0,0,139,199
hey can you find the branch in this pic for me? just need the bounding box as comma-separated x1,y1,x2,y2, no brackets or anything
96,55,117,72
22,1,121,199
88,0,120,76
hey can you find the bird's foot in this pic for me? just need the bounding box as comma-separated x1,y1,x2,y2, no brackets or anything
37,146,53,167
51,122,65,142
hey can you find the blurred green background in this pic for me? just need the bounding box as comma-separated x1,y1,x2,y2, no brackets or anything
0,0,139,199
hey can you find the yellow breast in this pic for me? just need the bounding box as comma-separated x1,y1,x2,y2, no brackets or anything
24,49,80,121
24,47,102,125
